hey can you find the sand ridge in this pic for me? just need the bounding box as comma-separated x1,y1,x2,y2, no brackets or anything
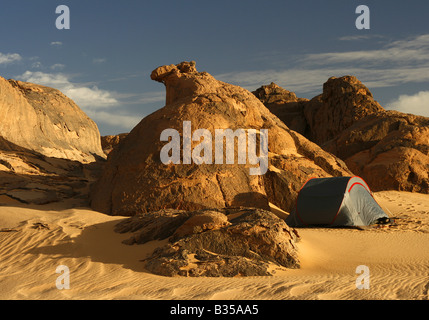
0,191,428,300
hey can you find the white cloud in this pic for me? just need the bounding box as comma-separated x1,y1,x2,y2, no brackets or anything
217,66,429,94
388,91,429,117
86,110,141,130
64,86,118,108
302,34,429,66
93,58,107,64
50,63,65,70
18,71,118,109
360,66,429,88
137,91,165,104
50,41,63,46
304,48,427,66
338,34,384,41
0,53,22,65
31,61,42,69
17,71,142,131
217,34,429,95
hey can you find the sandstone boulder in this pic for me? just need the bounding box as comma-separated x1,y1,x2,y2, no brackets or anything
0,77,105,163
90,61,352,216
115,207,300,277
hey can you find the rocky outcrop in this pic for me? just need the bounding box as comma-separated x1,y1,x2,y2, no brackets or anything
90,61,352,216
254,76,385,144
115,207,300,277
303,76,385,145
254,76,429,193
253,82,309,136
0,77,105,163
324,111,429,192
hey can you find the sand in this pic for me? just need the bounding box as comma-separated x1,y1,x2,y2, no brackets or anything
0,191,428,300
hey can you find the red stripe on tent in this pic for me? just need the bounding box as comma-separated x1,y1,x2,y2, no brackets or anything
332,178,379,225
348,182,367,193
330,201,344,225
350,176,372,194
349,177,386,213
331,178,368,225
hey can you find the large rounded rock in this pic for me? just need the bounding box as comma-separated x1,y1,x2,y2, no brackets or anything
90,61,351,216
0,77,105,163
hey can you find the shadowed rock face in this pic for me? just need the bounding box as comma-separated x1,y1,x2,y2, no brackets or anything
0,137,104,206
255,76,429,193
90,61,352,216
0,77,105,163
253,82,310,136
115,207,300,277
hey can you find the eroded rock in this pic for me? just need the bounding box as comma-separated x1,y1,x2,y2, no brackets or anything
116,207,300,277
0,76,105,163
90,61,352,216
255,77,429,193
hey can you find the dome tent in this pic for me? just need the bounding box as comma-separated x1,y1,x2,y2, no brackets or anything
286,176,389,227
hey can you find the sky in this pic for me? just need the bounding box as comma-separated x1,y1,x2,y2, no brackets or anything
0,0,428,136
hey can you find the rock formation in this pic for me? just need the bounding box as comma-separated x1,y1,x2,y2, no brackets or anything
254,76,429,193
115,207,300,277
0,76,106,206
0,76,105,163
324,111,429,193
253,82,309,136
302,76,385,145
90,61,352,216
101,133,128,155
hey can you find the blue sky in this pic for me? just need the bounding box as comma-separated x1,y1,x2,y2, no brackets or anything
1,0,428,135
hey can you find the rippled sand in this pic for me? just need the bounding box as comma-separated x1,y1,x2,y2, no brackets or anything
1,191,428,300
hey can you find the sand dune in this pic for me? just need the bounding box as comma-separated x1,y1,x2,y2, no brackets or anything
0,191,428,300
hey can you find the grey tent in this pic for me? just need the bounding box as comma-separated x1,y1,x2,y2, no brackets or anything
286,176,389,227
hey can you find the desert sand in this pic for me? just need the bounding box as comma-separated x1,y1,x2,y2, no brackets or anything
0,190,428,300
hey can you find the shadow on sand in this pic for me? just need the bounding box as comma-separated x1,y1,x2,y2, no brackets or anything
25,216,159,274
